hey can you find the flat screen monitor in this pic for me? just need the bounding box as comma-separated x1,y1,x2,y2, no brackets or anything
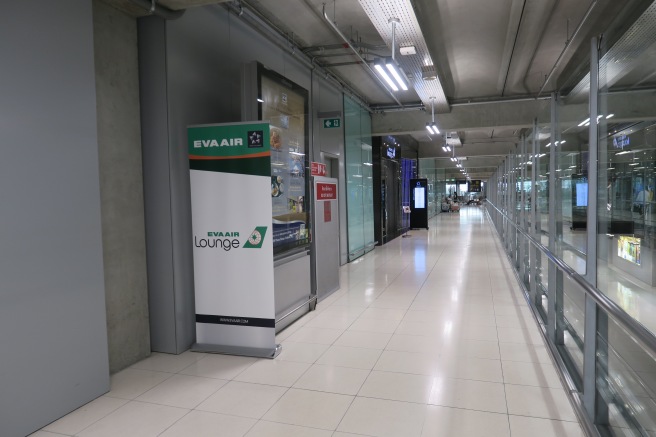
414,187,425,209
576,182,588,207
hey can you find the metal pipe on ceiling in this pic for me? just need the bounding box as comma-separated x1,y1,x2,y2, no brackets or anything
224,1,373,112
536,0,598,98
451,95,551,107
128,0,184,19
500,0,528,96
321,4,403,107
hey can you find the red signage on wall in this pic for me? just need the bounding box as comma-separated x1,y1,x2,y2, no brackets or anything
311,162,326,177
316,182,337,201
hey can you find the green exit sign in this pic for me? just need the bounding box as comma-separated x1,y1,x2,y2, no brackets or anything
323,118,341,128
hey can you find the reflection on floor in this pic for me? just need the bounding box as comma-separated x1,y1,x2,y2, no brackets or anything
33,207,583,437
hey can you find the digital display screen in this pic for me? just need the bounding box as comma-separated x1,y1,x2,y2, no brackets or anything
469,180,482,192
414,187,425,209
618,236,641,265
576,182,588,207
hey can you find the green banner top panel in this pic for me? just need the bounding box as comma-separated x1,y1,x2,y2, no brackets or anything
188,122,271,177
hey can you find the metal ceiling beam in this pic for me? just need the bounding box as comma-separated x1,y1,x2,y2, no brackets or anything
321,4,403,107
537,0,598,98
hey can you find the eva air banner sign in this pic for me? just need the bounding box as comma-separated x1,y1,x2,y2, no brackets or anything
188,122,278,357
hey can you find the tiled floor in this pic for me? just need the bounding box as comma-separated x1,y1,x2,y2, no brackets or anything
34,206,583,437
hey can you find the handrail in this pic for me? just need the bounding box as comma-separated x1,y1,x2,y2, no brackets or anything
484,207,600,437
485,200,656,356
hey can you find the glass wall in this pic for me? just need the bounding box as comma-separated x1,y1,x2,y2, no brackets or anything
486,7,656,434
418,158,446,218
344,95,375,261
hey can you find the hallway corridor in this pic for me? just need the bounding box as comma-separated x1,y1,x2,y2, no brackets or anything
34,206,583,437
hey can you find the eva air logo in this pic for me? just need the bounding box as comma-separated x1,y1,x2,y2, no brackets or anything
243,226,267,248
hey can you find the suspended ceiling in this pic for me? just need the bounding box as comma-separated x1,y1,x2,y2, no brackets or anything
111,0,656,180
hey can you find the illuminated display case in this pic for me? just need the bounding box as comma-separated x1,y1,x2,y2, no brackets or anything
253,64,310,256
618,236,641,265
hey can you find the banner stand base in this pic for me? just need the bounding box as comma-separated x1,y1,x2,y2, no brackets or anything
191,343,282,359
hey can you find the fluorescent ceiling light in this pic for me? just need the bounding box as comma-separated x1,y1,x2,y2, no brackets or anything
386,63,408,91
578,118,590,127
442,146,447,152
629,162,639,166
363,162,373,166
374,63,399,91
445,145,451,152
616,150,631,155
289,151,305,156
257,98,264,103
606,114,615,119
426,123,436,135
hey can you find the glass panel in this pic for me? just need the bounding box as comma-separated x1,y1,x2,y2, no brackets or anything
361,111,375,251
558,275,586,387
597,317,656,435
260,70,310,255
556,91,589,275
596,8,656,336
344,96,365,260
537,104,551,319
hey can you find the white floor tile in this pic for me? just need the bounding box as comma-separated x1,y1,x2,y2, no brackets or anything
358,370,433,403
304,312,359,330
505,384,578,422
262,388,353,430
106,368,172,400
374,350,438,376
196,381,286,419
179,354,257,380
421,405,510,437
293,364,370,395
234,360,310,387
437,357,504,383
129,350,204,373
497,326,545,345
276,341,330,364
315,345,382,369
286,327,344,345
77,401,188,437
499,342,552,363
36,210,594,437
347,317,400,334
337,397,426,437
438,339,501,360
429,377,507,413
502,360,563,388
245,421,332,437
135,374,226,409
359,307,407,320
159,410,255,437
509,415,584,437
334,330,392,349
43,396,127,435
